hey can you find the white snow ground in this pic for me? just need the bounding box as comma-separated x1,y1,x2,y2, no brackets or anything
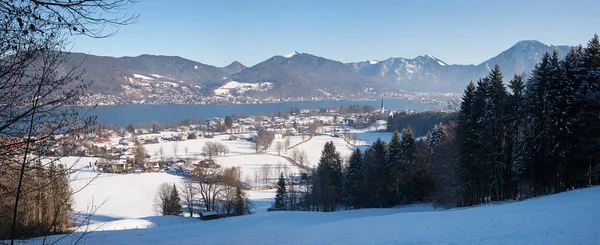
19,187,600,245
289,135,354,167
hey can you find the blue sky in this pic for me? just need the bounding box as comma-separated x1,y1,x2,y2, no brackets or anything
71,0,600,67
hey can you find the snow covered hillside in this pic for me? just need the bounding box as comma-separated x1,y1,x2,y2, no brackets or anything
23,187,600,244
51,131,378,232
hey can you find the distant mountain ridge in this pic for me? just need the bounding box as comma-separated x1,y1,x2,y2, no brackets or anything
345,40,572,92
63,40,575,99
226,52,377,97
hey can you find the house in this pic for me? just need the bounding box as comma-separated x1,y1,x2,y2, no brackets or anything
199,211,219,220
182,164,196,175
107,159,127,172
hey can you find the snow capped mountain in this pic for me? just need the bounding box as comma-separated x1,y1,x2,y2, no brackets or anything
227,52,374,97
346,40,573,92
346,55,465,91
283,51,299,58
56,39,577,101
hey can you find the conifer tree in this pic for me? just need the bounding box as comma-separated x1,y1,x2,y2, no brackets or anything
398,127,418,203
577,34,600,187
273,173,287,210
387,131,403,203
169,184,183,216
313,141,343,211
233,186,251,215
363,138,389,207
342,148,364,209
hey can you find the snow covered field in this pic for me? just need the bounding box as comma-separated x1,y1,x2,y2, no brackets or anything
21,187,600,244
288,135,354,167
28,131,400,241
53,133,352,234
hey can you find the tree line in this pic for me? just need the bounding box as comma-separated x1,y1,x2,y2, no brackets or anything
273,34,600,212
449,35,600,206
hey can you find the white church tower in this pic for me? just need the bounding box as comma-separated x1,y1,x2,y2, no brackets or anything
380,97,385,114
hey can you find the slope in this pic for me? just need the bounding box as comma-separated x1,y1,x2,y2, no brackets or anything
25,187,600,244
62,53,232,95
228,53,378,97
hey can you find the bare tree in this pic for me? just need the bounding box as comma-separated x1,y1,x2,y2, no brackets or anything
172,141,179,157
158,146,164,161
184,146,189,158
253,169,260,188
291,148,300,164
153,183,172,215
260,164,272,187
192,167,224,212
284,136,291,153
253,129,274,153
308,120,321,136
297,150,308,167
220,167,241,215
203,141,229,159
134,140,147,165
275,142,284,155
180,178,198,217
0,0,138,240
217,143,230,156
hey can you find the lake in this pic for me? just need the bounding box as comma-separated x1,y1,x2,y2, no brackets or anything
91,99,446,126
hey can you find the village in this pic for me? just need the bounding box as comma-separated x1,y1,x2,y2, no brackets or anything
79,104,394,179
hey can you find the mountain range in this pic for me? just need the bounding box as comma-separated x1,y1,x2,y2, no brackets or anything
65,40,573,99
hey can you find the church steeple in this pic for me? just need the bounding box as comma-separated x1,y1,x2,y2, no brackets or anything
380,97,385,113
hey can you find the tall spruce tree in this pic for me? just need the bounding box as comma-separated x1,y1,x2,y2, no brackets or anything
398,127,418,203
480,65,510,201
577,34,600,187
387,131,403,204
342,148,364,209
363,138,389,207
169,184,183,216
507,74,528,197
273,173,287,211
457,81,479,206
313,141,343,211
524,53,553,195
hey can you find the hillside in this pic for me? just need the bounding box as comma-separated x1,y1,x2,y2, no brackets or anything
63,53,232,96
26,187,600,244
57,40,576,104
227,52,378,97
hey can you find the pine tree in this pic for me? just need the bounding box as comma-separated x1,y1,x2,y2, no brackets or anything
342,148,364,209
398,127,417,203
577,34,600,187
507,74,528,197
273,173,287,211
168,184,183,215
387,131,402,204
362,138,389,207
313,141,343,211
479,65,510,201
233,185,250,215
457,81,479,206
